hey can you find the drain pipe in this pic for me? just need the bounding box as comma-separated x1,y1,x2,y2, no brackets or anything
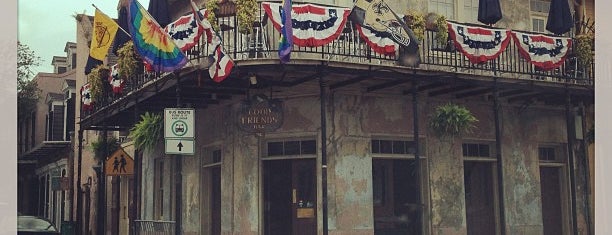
76,128,83,234
493,79,506,235
566,91,579,235
174,74,183,235
320,77,329,235
411,79,423,233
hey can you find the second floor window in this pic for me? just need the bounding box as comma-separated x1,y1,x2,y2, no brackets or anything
430,0,455,20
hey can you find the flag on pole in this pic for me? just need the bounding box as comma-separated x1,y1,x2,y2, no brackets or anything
278,0,293,63
350,0,420,66
127,0,188,72
209,44,234,83
85,9,119,74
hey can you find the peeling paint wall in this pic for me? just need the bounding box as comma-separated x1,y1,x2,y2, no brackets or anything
136,91,590,235
328,94,374,235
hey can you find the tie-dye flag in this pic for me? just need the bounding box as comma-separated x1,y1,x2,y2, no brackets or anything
127,0,188,72
278,0,293,63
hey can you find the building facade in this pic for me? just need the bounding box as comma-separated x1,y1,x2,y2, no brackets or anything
18,42,77,230
73,0,595,234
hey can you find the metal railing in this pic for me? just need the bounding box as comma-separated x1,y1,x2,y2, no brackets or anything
81,2,594,118
134,220,175,235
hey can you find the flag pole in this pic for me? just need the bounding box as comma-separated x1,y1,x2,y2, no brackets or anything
92,4,131,37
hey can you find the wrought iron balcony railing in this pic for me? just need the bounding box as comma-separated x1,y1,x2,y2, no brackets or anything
81,2,594,118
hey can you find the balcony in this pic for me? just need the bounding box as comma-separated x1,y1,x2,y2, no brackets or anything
79,3,594,129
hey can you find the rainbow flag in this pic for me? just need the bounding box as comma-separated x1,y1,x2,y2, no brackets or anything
278,0,293,63
127,0,188,72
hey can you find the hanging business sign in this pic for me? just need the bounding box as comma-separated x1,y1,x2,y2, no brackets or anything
237,95,283,133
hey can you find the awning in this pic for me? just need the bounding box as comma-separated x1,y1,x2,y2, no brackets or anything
18,141,71,164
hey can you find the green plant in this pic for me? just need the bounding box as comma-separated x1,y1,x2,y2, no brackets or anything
88,64,110,101
434,14,448,47
404,10,426,42
429,103,478,138
117,41,139,80
129,112,163,151
236,0,257,34
91,135,120,162
575,33,594,66
206,0,220,32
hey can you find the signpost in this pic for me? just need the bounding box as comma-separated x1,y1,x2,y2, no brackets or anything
164,108,195,155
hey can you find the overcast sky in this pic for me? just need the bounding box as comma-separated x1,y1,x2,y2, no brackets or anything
18,0,150,74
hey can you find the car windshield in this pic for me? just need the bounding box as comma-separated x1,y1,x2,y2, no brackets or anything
17,216,57,231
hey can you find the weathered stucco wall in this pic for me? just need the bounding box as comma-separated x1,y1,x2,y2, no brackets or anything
162,91,589,235
328,94,373,235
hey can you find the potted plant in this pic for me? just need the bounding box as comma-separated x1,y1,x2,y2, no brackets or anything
128,112,163,151
117,41,141,80
404,10,426,42
88,64,110,102
425,13,450,50
575,33,594,66
206,0,220,31
91,135,120,162
429,103,478,138
236,0,257,34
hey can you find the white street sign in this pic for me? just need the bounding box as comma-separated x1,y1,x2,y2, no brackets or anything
165,139,195,155
164,108,195,139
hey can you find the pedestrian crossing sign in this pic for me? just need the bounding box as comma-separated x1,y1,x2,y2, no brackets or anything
105,147,134,176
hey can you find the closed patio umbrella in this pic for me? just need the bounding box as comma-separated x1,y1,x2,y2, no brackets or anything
546,0,574,35
478,0,502,25
147,0,171,28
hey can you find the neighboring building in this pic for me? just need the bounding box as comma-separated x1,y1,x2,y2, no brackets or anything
17,42,77,231
74,1,594,235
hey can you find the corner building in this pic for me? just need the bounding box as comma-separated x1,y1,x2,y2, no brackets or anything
75,0,595,234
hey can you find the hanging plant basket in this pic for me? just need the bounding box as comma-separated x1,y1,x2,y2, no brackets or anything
91,135,120,162
129,112,163,151
87,64,110,102
429,103,478,138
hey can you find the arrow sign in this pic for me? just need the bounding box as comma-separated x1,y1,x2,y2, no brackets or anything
165,139,195,155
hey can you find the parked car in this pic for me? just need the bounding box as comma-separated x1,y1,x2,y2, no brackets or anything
17,216,60,235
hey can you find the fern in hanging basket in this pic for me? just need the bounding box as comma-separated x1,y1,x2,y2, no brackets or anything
91,135,120,162
236,0,257,34
87,64,110,102
429,103,478,138
129,112,163,151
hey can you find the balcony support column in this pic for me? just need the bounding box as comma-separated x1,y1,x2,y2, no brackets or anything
493,78,506,235
566,91,579,235
174,73,183,235
319,76,329,235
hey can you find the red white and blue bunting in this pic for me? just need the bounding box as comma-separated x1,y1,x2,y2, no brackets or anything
165,9,212,52
81,83,93,111
511,31,572,70
447,21,511,64
108,64,124,94
262,2,351,47
355,24,398,56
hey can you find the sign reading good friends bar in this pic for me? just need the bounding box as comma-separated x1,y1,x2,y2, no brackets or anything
238,95,283,133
